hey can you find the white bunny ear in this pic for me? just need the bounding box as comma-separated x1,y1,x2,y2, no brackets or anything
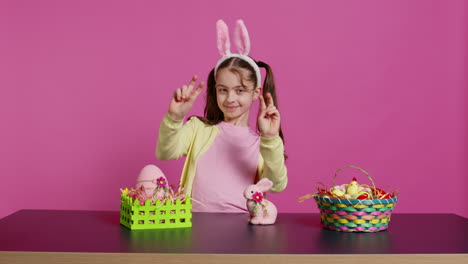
216,19,231,56
256,178,273,192
234,19,251,56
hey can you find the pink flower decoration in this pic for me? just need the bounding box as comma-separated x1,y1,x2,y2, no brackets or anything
252,192,263,203
156,177,167,188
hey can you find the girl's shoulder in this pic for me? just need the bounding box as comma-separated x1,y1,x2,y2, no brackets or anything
187,116,218,129
187,115,204,124
186,116,219,144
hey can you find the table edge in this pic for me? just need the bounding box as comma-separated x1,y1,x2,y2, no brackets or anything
1,251,467,264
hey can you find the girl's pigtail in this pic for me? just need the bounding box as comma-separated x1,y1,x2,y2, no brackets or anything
200,69,224,125
256,61,288,160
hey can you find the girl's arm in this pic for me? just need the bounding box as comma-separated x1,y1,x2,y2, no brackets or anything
259,135,287,192
156,113,197,160
156,75,204,160
257,92,287,192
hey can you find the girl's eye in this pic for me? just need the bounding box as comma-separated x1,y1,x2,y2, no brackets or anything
251,191,254,193
236,89,245,93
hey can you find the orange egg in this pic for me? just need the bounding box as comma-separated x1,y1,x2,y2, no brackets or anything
362,215,375,221
344,215,357,220
378,214,387,219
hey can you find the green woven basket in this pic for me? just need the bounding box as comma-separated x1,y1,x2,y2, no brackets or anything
120,194,192,230
315,166,398,232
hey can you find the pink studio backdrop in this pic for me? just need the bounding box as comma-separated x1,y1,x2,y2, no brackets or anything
1,0,467,219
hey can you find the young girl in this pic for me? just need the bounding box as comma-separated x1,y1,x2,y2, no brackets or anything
156,20,287,212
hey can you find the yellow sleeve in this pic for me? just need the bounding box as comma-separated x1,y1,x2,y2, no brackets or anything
259,135,288,192
155,113,196,160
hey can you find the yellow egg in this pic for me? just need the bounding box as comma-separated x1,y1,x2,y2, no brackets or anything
338,219,349,224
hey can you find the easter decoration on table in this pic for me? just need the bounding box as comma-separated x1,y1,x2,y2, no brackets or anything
120,164,192,230
244,178,278,225
134,164,167,197
298,165,398,232
134,164,172,203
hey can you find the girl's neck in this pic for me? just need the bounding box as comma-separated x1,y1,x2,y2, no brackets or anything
223,112,249,127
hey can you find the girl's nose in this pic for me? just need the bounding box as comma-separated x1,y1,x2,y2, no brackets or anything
226,91,236,102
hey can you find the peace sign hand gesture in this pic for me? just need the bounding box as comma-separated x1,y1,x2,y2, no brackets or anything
168,75,204,121
258,93,281,139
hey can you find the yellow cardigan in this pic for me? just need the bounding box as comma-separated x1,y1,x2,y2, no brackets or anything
156,113,288,195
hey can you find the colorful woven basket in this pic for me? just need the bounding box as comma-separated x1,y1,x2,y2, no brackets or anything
315,165,398,232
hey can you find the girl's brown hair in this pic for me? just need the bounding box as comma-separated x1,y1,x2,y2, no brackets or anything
195,57,287,159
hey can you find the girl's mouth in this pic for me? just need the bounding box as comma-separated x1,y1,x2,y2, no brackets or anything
226,106,238,111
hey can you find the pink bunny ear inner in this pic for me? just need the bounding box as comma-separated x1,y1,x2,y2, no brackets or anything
216,19,231,56
234,19,251,56
256,178,273,192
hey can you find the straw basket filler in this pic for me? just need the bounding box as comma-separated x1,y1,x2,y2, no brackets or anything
314,166,398,232
120,194,192,230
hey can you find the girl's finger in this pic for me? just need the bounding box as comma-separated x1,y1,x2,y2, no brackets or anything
192,81,204,98
187,75,197,90
181,85,188,100
189,81,204,103
187,75,198,95
266,93,274,107
267,105,277,111
259,94,267,110
175,88,182,101
266,109,279,117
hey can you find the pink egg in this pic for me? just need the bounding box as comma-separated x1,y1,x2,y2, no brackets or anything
135,165,167,197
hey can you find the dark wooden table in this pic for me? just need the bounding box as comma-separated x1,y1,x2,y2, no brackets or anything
1,210,467,263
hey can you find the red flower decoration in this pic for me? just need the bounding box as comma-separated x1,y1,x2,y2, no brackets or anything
252,192,263,203
127,186,148,205
357,193,369,200
156,177,167,188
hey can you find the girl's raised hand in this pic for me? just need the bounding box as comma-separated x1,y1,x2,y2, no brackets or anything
258,93,281,139
168,75,204,120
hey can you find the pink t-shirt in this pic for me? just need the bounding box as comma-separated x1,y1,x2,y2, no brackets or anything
191,122,260,213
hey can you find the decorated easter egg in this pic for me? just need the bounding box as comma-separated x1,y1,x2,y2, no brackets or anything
135,165,167,197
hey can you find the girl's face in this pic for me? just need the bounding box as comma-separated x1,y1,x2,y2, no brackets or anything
215,68,261,126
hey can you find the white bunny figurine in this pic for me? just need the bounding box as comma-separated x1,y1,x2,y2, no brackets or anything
243,178,278,225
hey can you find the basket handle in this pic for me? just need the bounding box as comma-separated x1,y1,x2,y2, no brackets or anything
333,165,377,197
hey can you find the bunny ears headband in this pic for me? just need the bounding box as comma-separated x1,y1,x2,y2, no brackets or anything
215,19,262,88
